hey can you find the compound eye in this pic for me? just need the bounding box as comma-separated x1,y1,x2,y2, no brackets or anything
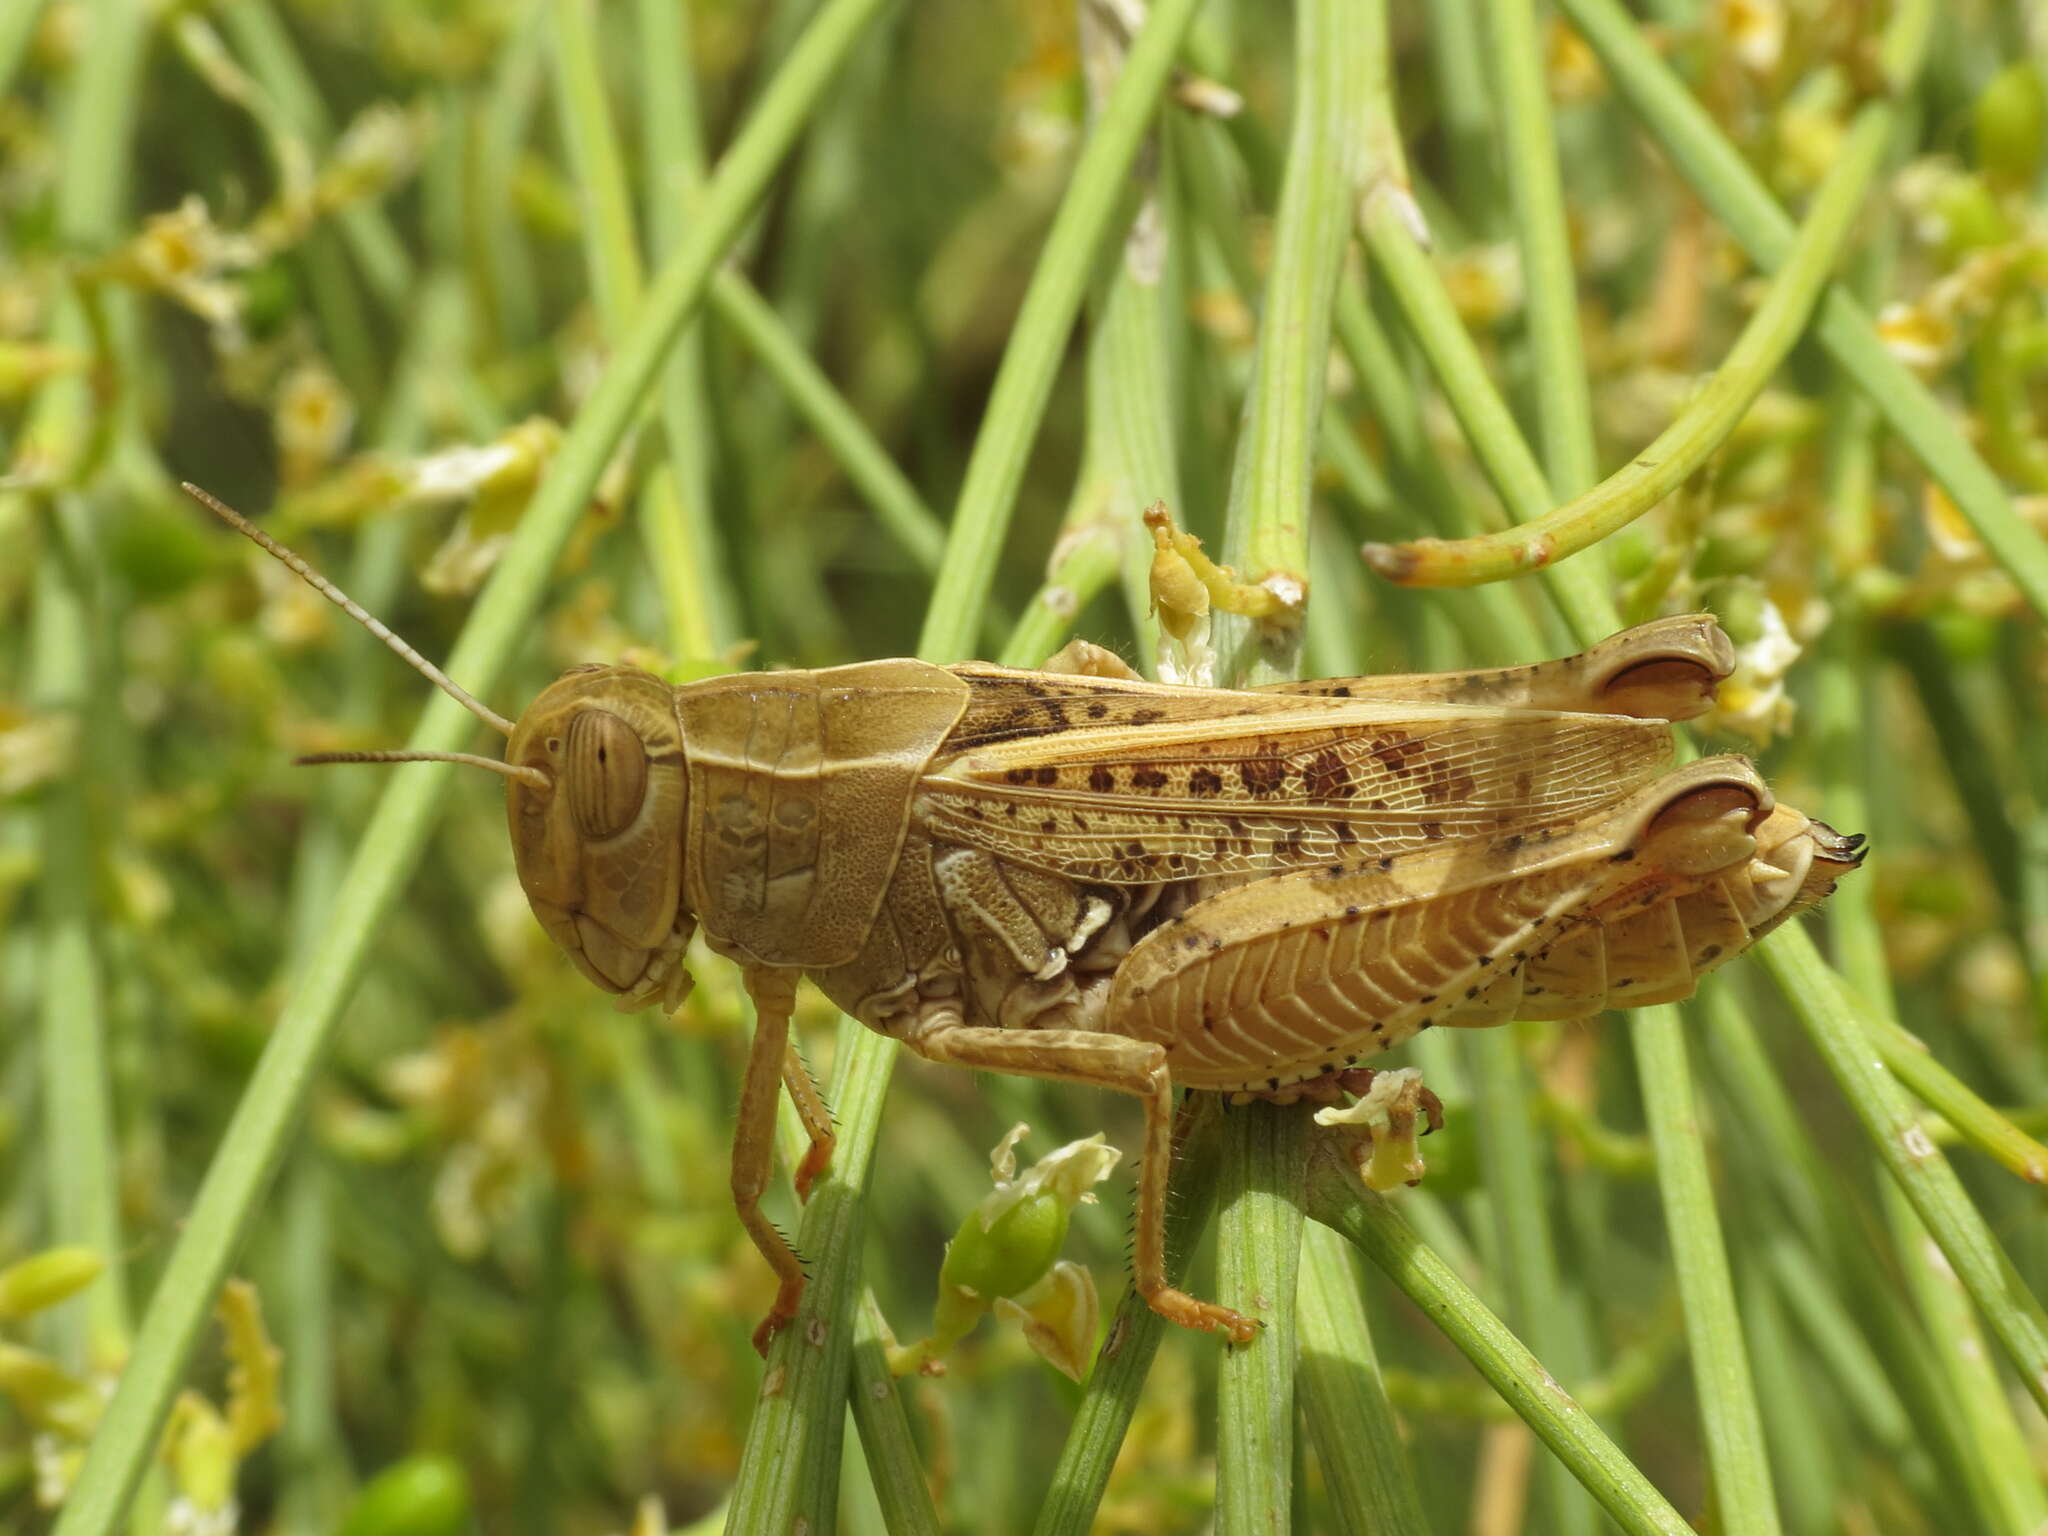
566,709,648,841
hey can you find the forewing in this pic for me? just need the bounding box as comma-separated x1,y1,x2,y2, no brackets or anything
919,673,1673,884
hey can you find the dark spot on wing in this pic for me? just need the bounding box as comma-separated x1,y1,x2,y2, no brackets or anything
1304,748,1351,801
1239,754,1287,797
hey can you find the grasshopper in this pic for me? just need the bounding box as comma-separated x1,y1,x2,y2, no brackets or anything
189,484,1865,1350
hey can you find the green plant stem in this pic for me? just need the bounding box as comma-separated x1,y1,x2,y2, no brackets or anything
633,0,737,656
1460,1032,1598,1536
1870,1018,2048,1184
1634,1004,1783,1535
1422,0,1496,220
1216,1101,1309,1532
1486,0,1596,499
1810,625,2048,1523
1327,280,1543,663
1035,1099,1222,1536
916,0,1203,663
710,271,948,574
729,1020,901,1531
50,3,895,1525
1558,0,2048,627
1000,505,1123,671
1350,168,1614,644
1733,1249,1838,1536
30,534,128,1378
1884,623,2030,953
1756,924,2048,1419
1879,1177,2048,1535
1308,1161,1694,1536
1296,1222,1429,1534
1078,25,1181,663
1209,4,1368,1519
22,5,155,1530
0,0,48,105
476,0,547,347
269,278,459,1534
848,1291,941,1536
1699,983,1995,1519
1212,0,1361,684
550,0,734,659
1362,72,1898,589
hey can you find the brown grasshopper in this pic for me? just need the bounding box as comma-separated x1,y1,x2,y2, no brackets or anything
189,484,1865,1350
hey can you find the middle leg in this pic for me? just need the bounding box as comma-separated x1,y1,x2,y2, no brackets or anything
900,1016,1258,1344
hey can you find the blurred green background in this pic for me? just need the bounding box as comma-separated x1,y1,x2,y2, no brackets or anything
4,0,2047,1532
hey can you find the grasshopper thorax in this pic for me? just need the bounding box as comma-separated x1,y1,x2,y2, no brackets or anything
505,665,697,1010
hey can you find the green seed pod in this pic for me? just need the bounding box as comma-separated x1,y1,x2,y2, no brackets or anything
335,1454,474,1536
940,1187,1070,1302
1974,62,2046,189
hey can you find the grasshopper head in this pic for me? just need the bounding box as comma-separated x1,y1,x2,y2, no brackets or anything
505,665,698,1012
181,484,703,1012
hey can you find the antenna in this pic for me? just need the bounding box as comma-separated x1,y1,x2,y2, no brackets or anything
297,749,550,790
183,482,518,738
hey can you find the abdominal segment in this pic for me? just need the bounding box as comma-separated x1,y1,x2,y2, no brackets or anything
1109,785,1860,1096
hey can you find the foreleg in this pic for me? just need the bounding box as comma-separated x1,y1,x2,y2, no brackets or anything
734,968,808,1354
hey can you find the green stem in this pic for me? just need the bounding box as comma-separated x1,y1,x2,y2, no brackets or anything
634,0,737,656
1364,86,1893,589
1212,0,1361,683
1878,1178,2048,1536
710,271,948,574
1869,1018,2048,1185
848,1291,942,1536
1633,1005,1783,1535
1349,150,1615,643
1308,1161,1695,1536
915,0,1204,663
1486,0,1597,499
1034,1099,1222,1536
1296,1222,1430,1534
0,0,49,105
1216,1102,1309,1533
1756,924,2048,1419
1460,1032,1597,1536
728,1020,900,1531
30,533,129,1378
550,0,735,658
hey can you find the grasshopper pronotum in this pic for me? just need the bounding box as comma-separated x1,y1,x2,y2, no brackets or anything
190,483,1865,1350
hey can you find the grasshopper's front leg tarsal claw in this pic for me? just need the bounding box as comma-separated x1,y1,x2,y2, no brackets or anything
1314,1068,1445,1191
